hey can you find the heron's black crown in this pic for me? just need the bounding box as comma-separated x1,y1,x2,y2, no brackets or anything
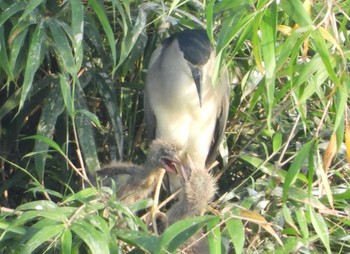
163,29,212,66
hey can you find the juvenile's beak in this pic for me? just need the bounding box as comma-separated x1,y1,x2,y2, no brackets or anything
190,66,203,107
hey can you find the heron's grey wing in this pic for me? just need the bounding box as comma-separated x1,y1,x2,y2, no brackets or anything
144,88,157,141
206,66,230,166
144,45,164,141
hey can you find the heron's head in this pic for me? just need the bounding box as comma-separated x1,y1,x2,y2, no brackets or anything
161,29,214,107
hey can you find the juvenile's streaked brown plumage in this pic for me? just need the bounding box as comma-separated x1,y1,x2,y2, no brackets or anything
95,140,183,205
165,156,217,254
166,156,217,225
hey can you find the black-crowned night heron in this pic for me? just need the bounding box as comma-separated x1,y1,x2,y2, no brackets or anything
96,139,184,205
144,28,230,191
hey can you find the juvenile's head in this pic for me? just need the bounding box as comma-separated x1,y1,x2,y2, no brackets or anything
145,139,185,174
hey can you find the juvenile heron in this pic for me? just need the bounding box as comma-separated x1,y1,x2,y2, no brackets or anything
144,28,230,191
165,155,217,254
166,155,217,225
96,139,184,205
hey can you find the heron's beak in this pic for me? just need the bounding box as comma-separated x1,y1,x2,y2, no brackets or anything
190,66,203,107
160,155,181,175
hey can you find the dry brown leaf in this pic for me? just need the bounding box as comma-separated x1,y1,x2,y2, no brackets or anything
240,210,283,246
322,132,337,173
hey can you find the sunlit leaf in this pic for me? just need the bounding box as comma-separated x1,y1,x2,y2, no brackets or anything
240,210,283,246
225,217,244,254
22,224,65,254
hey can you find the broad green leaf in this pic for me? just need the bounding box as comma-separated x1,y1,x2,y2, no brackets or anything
272,132,282,153
114,230,159,253
48,20,76,75
74,88,100,174
88,0,116,68
260,3,277,130
309,207,331,254
71,221,109,254
21,135,63,154
74,109,102,128
282,204,299,235
12,210,68,227
207,217,221,254
19,0,44,22
161,216,215,252
61,229,72,254
205,0,215,43
97,80,123,159
280,0,313,27
70,0,84,70
0,89,21,120
225,218,244,254
34,83,65,180
0,2,26,26
0,26,12,79
59,74,74,116
295,207,309,239
63,188,98,203
22,224,64,254
311,30,341,87
283,140,315,200
20,22,44,110
9,26,29,75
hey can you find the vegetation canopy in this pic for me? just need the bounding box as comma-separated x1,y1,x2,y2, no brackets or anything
0,0,349,253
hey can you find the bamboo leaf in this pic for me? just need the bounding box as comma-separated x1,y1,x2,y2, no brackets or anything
34,82,64,180
225,217,244,254
283,140,314,200
20,22,44,110
61,229,72,254
22,224,65,254
70,0,84,70
207,217,221,254
88,0,116,68
309,207,331,254
19,0,44,22
71,221,110,254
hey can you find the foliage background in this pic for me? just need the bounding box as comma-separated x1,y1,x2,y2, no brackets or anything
0,0,350,253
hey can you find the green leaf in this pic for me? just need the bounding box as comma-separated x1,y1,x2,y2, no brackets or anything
74,109,102,129
225,217,244,254
48,20,76,75
88,0,116,68
71,221,110,254
34,83,65,180
283,140,314,200
19,0,44,22
114,230,160,253
74,89,100,174
161,216,214,252
70,0,84,70
20,22,44,110
21,135,63,154
0,2,26,26
59,74,74,116
61,229,73,254
63,188,98,204
309,207,331,254
207,217,221,254
22,224,64,254
0,26,12,79
260,3,277,130
280,0,313,27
